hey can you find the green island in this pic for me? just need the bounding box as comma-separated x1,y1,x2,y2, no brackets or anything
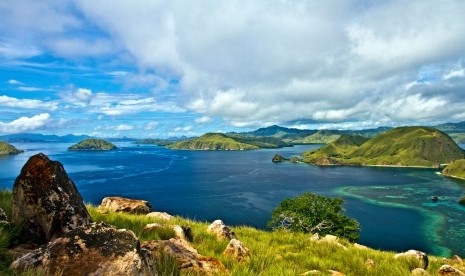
301,126,465,168
0,142,23,155
68,138,117,151
442,159,465,179
167,133,288,150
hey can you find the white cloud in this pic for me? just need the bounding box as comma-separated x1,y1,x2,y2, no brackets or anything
18,86,42,92
194,116,211,124
144,122,159,130
0,95,58,110
74,88,93,103
174,125,192,132
0,42,41,59
8,79,23,85
107,124,134,131
444,68,465,80
0,113,50,134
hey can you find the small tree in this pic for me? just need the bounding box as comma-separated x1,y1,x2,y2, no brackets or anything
267,192,360,242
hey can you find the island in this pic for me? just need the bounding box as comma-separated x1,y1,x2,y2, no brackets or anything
0,141,23,155
442,159,465,180
167,133,259,150
301,126,465,168
68,139,117,151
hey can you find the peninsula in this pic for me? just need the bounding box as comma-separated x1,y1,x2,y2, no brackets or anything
68,139,117,151
0,142,23,155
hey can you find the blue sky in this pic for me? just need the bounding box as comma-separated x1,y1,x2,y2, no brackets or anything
1,1,465,138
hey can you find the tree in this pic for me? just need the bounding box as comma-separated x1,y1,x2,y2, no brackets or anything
267,192,360,242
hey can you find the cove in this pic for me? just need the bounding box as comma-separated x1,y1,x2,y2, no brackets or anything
0,142,464,257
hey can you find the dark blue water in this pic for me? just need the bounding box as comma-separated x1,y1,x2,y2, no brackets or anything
0,142,464,257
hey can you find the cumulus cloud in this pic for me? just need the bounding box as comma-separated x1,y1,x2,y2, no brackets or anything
0,113,51,134
8,79,23,85
0,95,58,110
194,116,211,124
444,68,465,80
144,122,159,130
107,124,134,131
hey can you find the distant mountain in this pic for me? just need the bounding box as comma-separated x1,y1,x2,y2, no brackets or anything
292,130,343,144
134,138,175,146
302,126,465,168
241,125,314,138
167,133,260,150
68,139,117,151
0,133,91,143
0,141,24,155
435,121,465,133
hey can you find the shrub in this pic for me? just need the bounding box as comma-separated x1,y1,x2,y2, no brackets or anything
267,192,360,242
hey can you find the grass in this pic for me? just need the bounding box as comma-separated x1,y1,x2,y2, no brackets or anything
0,191,462,275
442,159,465,179
68,138,117,150
0,142,23,155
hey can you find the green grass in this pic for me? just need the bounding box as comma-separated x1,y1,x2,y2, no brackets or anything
0,191,462,275
167,133,260,150
68,139,117,150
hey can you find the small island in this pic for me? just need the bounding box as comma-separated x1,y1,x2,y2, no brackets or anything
442,159,465,180
68,139,117,151
0,141,23,155
301,126,465,168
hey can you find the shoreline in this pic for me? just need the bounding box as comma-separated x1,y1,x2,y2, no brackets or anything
439,172,465,181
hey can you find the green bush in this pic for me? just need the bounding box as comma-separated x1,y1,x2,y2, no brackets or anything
267,192,360,242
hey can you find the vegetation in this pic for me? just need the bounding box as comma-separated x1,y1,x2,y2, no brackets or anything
303,127,465,168
228,134,290,148
0,142,23,155
293,130,341,144
134,138,174,146
68,138,117,150
167,133,260,150
267,192,360,242
0,190,461,275
442,159,465,179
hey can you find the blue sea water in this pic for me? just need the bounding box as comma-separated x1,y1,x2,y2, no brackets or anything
0,142,464,257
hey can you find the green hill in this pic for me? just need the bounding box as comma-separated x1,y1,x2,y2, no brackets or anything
167,133,260,150
0,142,23,155
68,139,117,150
303,127,465,168
442,159,465,179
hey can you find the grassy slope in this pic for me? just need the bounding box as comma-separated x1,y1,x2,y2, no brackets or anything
0,142,23,155
303,127,465,167
167,133,260,150
442,159,465,179
293,130,342,144
68,138,117,150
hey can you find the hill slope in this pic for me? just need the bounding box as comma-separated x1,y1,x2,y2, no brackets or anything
167,133,260,150
0,142,23,155
303,127,465,167
442,159,465,179
68,139,117,150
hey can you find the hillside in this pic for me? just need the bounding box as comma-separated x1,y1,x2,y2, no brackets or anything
293,130,342,144
302,127,465,167
167,133,260,150
134,138,175,146
442,159,465,179
0,142,23,155
68,138,117,150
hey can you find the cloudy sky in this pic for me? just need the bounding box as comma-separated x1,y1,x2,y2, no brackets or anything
1,0,465,137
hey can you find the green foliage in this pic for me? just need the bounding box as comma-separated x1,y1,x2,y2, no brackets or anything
293,130,342,144
442,159,465,179
0,142,23,155
68,139,117,150
267,192,360,242
134,138,174,146
303,127,465,167
167,133,260,150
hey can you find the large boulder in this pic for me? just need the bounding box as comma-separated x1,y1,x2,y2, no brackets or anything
206,220,236,240
438,265,465,275
142,238,227,275
394,250,429,270
12,153,92,244
11,222,149,276
146,211,174,221
98,196,152,214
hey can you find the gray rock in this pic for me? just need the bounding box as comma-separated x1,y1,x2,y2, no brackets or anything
206,220,236,240
146,211,174,221
0,207,8,224
142,238,227,275
11,222,149,276
12,153,92,244
223,239,250,261
394,250,429,270
98,196,152,214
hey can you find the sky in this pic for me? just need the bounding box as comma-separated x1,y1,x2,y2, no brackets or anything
1,0,465,138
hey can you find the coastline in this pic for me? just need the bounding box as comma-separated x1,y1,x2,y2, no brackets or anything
439,172,465,181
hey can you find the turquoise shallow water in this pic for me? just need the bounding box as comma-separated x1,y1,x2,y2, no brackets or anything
0,142,464,256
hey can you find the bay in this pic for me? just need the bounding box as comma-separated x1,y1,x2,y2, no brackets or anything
0,142,464,257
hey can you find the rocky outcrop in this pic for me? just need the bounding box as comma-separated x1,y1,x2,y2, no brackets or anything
394,250,429,270
98,196,152,214
12,153,92,244
142,238,227,275
223,239,250,261
143,223,192,241
272,154,286,163
146,211,174,221
207,220,236,240
11,222,148,276
438,265,465,275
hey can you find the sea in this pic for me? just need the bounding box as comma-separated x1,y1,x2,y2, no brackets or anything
0,142,464,257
